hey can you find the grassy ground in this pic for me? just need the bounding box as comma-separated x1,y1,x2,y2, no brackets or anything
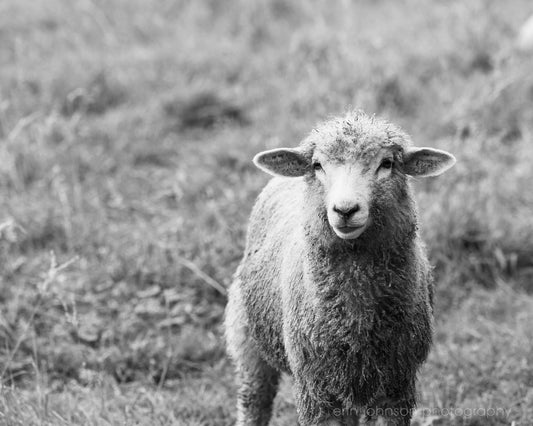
0,0,532,424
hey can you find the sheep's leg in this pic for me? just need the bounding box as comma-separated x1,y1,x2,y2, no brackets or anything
234,352,280,426
226,283,280,426
292,379,356,426
342,415,360,425
317,418,359,426
364,400,413,426
296,411,358,425
312,415,359,425
316,420,343,426
363,416,409,426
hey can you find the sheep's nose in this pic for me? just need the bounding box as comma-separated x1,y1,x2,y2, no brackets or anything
333,203,360,219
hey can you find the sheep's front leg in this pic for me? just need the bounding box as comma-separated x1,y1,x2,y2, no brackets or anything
226,283,280,426
316,420,343,426
363,416,410,426
292,378,358,426
317,419,359,426
310,415,359,426
365,399,414,426
235,353,280,426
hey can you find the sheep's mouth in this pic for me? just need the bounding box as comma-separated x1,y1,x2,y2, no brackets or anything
332,223,367,240
336,225,363,233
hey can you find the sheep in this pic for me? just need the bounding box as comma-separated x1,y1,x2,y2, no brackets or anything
225,110,456,426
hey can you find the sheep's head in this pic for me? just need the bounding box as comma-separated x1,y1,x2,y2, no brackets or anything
254,111,455,241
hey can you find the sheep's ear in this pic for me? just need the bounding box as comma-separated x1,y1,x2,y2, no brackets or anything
253,148,309,177
403,147,456,177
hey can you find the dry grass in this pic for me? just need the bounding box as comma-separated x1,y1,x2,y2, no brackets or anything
0,0,532,424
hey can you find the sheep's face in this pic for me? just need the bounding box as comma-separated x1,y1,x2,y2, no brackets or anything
253,112,456,241
310,147,394,240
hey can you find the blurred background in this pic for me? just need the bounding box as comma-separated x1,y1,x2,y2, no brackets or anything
0,0,532,425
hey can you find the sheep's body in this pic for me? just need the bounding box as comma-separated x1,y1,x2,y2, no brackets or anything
226,111,453,425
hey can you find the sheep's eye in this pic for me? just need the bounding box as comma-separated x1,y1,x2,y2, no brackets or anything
313,162,323,171
380,158,393,170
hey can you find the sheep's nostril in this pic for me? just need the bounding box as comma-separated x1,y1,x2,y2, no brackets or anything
333,203,360,218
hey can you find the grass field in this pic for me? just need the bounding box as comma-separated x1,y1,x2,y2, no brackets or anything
0,0,533,425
